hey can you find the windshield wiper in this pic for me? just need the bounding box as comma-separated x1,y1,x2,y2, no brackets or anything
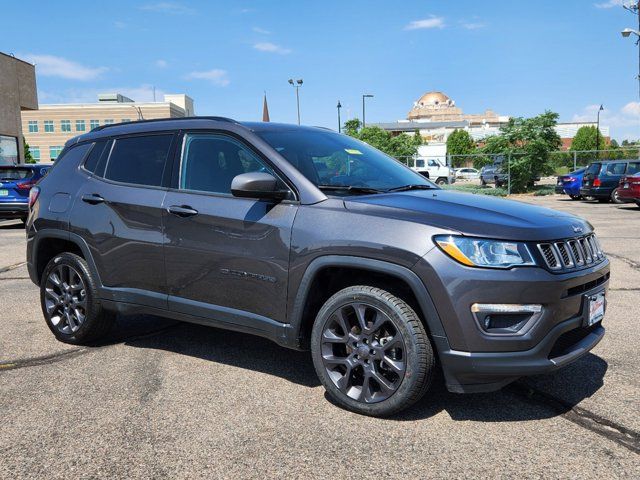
386,184,434,192
317,185,383,195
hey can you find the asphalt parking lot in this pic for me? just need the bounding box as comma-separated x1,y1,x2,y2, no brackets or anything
1,196,639,479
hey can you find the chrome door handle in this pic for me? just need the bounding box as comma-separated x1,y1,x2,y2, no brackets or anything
167,205,199,217
81,194,105,205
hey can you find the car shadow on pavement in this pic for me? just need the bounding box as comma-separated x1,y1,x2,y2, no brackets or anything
119,317,321,388
0,221,24,229
111,314,608,421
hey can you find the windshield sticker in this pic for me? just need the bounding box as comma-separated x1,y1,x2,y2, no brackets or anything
345,148,363,155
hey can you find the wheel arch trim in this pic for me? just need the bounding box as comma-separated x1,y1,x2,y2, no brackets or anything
287,255,448,347
29,229,103,288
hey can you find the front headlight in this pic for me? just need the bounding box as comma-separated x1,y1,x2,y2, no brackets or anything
434,235,536,269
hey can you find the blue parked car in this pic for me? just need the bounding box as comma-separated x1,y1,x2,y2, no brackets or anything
555,168,586,200
0,164,51,222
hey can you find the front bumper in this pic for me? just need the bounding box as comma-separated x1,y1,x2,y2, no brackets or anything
413,249,610,393
0,201,28,219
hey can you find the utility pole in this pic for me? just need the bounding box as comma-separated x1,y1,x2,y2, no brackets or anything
596,104,604,158
337,101,342,133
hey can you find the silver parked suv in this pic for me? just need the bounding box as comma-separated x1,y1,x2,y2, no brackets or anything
26,118,609,416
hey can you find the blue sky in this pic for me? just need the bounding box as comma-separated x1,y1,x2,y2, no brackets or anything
3,0,640,140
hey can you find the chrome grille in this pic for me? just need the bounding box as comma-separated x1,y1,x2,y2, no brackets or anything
538,234,605,271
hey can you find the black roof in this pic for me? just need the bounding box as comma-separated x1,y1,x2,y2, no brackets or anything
66,117,333,146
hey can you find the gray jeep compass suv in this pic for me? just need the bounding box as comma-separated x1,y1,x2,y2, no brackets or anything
26,117,609,416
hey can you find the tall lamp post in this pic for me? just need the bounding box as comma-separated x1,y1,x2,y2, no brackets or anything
622,1,640,99
288,78,303,125
362,94,374,128
337,101,342,133
596,104,604,159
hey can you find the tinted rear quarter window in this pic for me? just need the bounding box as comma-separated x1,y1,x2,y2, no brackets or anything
83,140,110,175
105,134,173,187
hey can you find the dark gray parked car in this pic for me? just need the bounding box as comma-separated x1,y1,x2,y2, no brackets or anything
26,118,609,416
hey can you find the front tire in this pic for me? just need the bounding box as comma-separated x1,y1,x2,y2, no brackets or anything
40,253,115,344
311,286,435,416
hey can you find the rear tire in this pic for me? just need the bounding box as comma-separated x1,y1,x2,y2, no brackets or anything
40,252,115,344
569,195,582,200
311,286,435,417
611,188,624,204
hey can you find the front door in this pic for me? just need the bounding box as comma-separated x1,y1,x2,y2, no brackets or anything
162,132,297,325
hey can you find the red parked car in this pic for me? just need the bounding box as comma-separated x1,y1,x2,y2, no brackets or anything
617,172,640,207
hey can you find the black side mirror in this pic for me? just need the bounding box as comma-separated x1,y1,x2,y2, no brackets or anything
231,172,288,200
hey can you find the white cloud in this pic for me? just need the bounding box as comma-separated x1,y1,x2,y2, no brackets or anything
114,20,127,29
572,103,640,140
252,27,271,34
155,59,168,68
405,15,445,30
20,54,107,81
139,2,194,14
185,69,230,86
253,42,291,54
594,0,624,8
462,22,486,30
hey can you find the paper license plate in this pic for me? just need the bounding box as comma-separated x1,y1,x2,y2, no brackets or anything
0,189,8,196
587,292,605,326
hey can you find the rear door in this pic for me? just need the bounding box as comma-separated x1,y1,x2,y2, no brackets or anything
69,133,176,306
162,131,298,324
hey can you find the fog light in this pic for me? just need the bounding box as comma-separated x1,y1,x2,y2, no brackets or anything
471,304,543,336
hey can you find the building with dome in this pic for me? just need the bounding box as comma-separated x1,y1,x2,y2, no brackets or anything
371,90,609,152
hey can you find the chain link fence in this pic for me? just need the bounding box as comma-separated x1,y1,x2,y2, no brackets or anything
395,148,640,194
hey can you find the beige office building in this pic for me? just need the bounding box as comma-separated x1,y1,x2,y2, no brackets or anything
22,93,195,162
0,52,38,164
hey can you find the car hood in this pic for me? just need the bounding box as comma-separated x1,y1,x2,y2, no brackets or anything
343,189,591,241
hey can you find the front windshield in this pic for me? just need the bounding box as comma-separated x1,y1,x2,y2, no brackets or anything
255,128,434,193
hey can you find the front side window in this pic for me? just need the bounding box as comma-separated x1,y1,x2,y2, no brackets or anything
90,120,100,130
61,120,71,132
256,128,432,193
44,121,54,133
76,120,86,132
104,134,173,186
0,135,19,165
49,146,63,160
179,133,274,194
31,147,40,161
28,120,38,133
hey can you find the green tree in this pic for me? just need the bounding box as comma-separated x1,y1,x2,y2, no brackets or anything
474,111,561,192
446,129,475,167
570,125,605,151
344,121,423,163
23,139,35,164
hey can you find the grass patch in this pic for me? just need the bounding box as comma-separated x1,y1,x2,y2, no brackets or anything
443,184,507,197
531,185,556,196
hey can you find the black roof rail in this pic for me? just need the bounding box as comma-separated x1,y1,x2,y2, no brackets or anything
91,116,239,132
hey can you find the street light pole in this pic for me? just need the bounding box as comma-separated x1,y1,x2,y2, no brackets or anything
596,104,604,158
337,101,342,133
362,94,374,128
288,78,303,125
622,1,640,99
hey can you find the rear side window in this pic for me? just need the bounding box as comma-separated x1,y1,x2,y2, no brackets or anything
105,134,173,187
585,163,601,175
627,162,640,175
606,163,626,175
83,140,110,175
0,168,33,180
